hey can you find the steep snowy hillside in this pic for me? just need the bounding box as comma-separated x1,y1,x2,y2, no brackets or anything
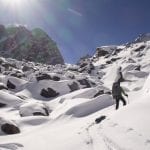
0,34,150,150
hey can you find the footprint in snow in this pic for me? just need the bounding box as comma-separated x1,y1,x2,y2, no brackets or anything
145,139,150,145
0,143,23,150
126,128,134,132
110,123,118,127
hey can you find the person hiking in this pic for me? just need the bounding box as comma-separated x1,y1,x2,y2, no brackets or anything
112,81,128,110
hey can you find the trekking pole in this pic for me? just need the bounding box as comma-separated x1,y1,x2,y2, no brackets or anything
127,95,129,104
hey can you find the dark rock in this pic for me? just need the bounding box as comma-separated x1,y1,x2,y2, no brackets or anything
135,65,141,71
95,48,109,57
134,45,146,52
0,103,6,108
105,91,112,95
33,112,45,116
22,65,33,72
43,107,49,116
0,85,8,90
90,81,96,86
36,73,52,81
1,63,10,70
33,107,49,116
127,58,136,63
1,123,20,134
94,90,105,97
52,76,60,81
7,80,16,89
111,57,121,62
68,82,79,92
106,60,112,64
136,52,144,57
78,79,91,88
95,115,106,124
99,64,106,69
112,48,122,55
80,62,88,68
40,88,59,98
78,62,95,74
67,67,78,72
87,63,95,74
10,72,25,78
77,54,91,66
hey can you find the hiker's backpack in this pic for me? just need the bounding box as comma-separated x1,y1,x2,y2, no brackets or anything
112,82,122,98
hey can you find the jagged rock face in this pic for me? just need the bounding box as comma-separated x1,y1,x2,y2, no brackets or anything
0,25,64,65
95,46,117,57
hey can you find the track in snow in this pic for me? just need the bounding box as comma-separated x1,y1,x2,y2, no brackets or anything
0,143,23,150
81,121,126,150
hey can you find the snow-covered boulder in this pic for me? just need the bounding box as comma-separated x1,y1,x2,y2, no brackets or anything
19,102,50,117
40,88,59,98
93,86,111,97
7,80,16,89
3,76,27,91
77,78,91,88
0,91,23,106
68,82,80,92
36,73,52,81
0,83,8,90
0,117,20,135
124,70,149,80
65,94,113,117
36,73,61,82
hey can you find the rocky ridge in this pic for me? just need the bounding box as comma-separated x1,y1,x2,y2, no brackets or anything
0,25,64,65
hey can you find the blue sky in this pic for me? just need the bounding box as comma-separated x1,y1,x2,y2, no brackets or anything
0,0,150,63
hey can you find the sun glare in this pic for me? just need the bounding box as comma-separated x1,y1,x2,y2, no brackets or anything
1,0,24,8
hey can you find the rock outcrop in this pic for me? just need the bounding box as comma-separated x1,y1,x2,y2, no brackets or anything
0,25,64,65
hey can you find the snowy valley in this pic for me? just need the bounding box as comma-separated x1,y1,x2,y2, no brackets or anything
0,33,150,150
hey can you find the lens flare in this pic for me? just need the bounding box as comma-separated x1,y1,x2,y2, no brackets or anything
1,0,23,7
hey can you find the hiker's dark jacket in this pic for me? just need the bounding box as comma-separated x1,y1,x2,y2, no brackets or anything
112,82,126,98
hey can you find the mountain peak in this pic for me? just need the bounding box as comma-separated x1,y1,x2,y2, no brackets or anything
0,25,64,65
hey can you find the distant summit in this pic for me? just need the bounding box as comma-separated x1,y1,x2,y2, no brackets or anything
134,33,150,43
0,25,64,65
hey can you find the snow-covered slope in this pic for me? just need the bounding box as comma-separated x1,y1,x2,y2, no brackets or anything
0,34,150,150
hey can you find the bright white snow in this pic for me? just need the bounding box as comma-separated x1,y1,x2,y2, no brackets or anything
0,35,150,150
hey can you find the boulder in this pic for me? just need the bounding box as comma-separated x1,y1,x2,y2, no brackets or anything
19,102,50,117
0,103,6,108
36,73,52,81
10,72,25,78
68,82,79,92
0,84,8,90
95,115,106,124
52,76,60,81
22,65,33,72
78,79,91,88
134,45,146,52
1,123,20,134
40,88,59,98
94,90,105,97
33,112,46,116
7,80,16,89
